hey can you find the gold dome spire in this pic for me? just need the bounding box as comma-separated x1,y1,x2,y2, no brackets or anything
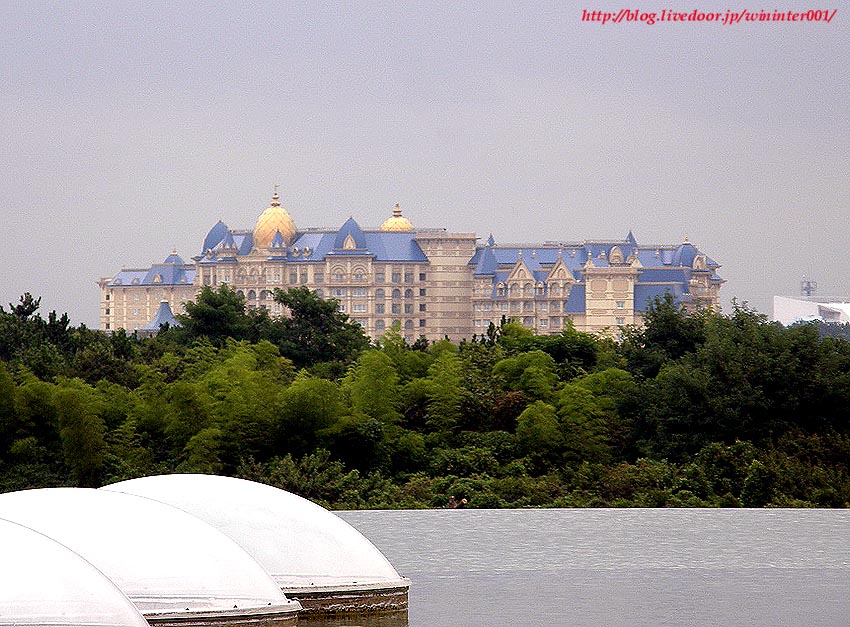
380,203,414,232
253,188,296,248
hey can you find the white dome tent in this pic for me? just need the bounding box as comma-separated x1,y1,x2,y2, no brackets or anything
0,518,149,627
104,474,410,614
0,488,300,625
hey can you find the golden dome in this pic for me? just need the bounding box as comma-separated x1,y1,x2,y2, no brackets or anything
380,203,414,232
253,191,296,248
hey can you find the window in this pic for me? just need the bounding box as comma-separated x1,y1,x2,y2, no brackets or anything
404,272,413,283
332,288,346,297
300,273,308,284
539,302,548,311
375,272,385,283
419,273,426,281
540,319,549,328
314,272,324,284
375,288,385,299
511,302,520,312
616,317,625,325
419,319,426,327
376,303,385,314
338,304,346,312
404,304,413,314
616,301,625,309
419,303,426,312
105,294,110,301
404,289,413,299
133,294,140,301
105,322,110,330
375,319,386,330
391,303,400,314
419,288,426,296
353,271,366,281
551,317,561,327
391,272,401,283
274,273,281,282
404,320,413,330
248,290,256,300
332,271,345,282
315,288,324,298
523,316,534,326
105,308,110,315
523,301,533,311
392,289,401,300
353,303,367,313
289,272,298,284
132,308,139,316
352,287,367,297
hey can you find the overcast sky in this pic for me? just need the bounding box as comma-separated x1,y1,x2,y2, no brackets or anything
2,1,848,327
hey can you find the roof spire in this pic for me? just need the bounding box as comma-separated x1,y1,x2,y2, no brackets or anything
393,203,402,217
271,184,280,207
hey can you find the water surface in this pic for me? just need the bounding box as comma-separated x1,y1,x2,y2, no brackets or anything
325,509,850,627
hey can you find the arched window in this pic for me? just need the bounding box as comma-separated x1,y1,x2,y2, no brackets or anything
236,290,245,299
259,290,269,300
375,288,385,299
523,283,533,296
375,319,386,330
404,288,413,299
404,319,413,330
247,290,256,300
535,282,545,296
496,283,506,297
331,267,346,282
392,289,401,300
510,284,519,296
609,246,624,265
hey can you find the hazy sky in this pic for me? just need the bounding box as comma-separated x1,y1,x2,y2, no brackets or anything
2,1,848,326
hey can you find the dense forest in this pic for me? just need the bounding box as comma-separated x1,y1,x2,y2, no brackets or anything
1,287,849,508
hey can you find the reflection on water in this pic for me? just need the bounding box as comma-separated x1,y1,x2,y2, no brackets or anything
299,610,407,627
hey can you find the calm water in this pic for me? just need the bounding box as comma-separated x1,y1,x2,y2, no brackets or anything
308,509,850,627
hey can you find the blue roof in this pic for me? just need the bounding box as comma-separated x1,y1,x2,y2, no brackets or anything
564,285,586,312
270,230,286,249
202,221,228,252
143,301,181,330
333,218,368,250
109,252,195,286
671,242,697,267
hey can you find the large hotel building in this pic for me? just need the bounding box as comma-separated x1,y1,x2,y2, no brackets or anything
99,192,723,343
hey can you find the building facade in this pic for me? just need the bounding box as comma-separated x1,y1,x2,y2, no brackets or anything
99,192,723,342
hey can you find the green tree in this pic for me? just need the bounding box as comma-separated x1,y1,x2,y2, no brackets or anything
344,350,401,424
277,373,343,455
55,381,106,486
271,287,369,368
426,352,464,436
179,285,253,346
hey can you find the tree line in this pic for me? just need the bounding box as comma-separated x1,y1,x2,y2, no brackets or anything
1,286,849,508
